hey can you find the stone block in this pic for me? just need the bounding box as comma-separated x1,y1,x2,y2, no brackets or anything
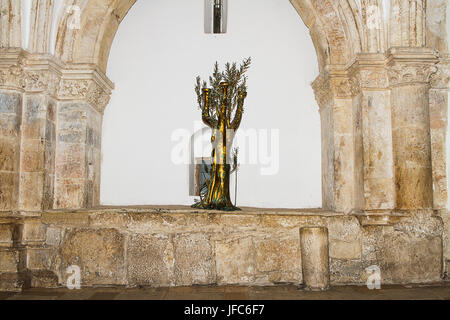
329,239,361,260
127,234,171,286
0,172,19,210
0,93,21,114
215,237,255,285
24,270,59,289
19,173,45,211
327,216,361,242
54,179,86,209
300,227,330,290
42,211,89,227
173,233,215,286
45,226,63,246
255,238,302,284
0,273,23,292
22,219,46,244
0,138,19,172
0,249,19,272
0,113,21,137
376,232,442,283
23,247,58,271
61,229,126,286
329,259,363,284
0,224,14,247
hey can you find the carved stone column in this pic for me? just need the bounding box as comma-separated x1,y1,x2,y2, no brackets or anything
349,54,396,211
0,49,113,211
0,49,25,211
429,58,450,210
312,69,364,213
300,227,330,290
54,67,112,209
18,55,60,211
387,48,438,210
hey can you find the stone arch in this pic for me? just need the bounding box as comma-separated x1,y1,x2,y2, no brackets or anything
55,0,363,73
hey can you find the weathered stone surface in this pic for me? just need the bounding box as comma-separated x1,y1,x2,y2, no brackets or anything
329,259,363,284
45,226,63,246
0,224,14,247
42,211,89,227
329,240,361,260
21,218,46,245
376,231,442,284
216,237,255,285
0,273,23,292
300,227,330,290
390,83,434,209
23,247,59,271
429,89,448,209
127,234,171,287
0,249,19,273
173,233,215,286
61,229,125,286
0,91,21,211
255,238,302,284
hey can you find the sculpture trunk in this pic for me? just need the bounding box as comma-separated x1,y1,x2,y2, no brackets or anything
193,82,246,211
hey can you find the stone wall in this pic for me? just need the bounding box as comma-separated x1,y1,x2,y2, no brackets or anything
0,0,449,291
0,208,444,291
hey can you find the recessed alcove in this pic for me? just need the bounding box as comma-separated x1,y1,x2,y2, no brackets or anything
0,0,448,291
101,0,321,209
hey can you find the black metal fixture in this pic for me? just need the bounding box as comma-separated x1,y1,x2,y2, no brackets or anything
204,0,228,34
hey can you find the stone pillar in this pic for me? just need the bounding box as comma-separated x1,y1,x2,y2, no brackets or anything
54,72,112,209
312,71,364,213
0,50,25,211
349,55,396,211
429,60,449,209
387,48,438,210
19,94,57,211
0,217,22,291
54,101,103,209
300,227,330,290
0,91,22,211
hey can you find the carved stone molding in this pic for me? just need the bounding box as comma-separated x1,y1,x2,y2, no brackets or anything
386,48,439,87
387,63,438,87
57,77,111,114
0,49,114,114
312,75,333,109
430,58,450,90
312,66,357,110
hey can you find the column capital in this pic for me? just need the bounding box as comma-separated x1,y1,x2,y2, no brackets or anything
386,48,439,87
312,67,356,110
0,49,114,114
346,53,389,91
430,55,450,90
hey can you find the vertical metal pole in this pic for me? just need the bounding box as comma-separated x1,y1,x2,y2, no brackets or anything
213,0,222,33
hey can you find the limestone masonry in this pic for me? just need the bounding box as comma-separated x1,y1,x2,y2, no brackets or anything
0,0,450,290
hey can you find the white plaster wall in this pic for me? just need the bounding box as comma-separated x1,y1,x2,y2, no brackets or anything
101,0,321,208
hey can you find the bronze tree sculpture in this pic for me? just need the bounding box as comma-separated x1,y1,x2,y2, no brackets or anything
192,58,251,211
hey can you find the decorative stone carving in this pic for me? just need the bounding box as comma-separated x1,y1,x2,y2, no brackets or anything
57,79,111,114
312,75,333,109
0,49,113,114
57,79,90,98
430,61,450,89
388,63,438,86
312,72,356,109
0,62,26,90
